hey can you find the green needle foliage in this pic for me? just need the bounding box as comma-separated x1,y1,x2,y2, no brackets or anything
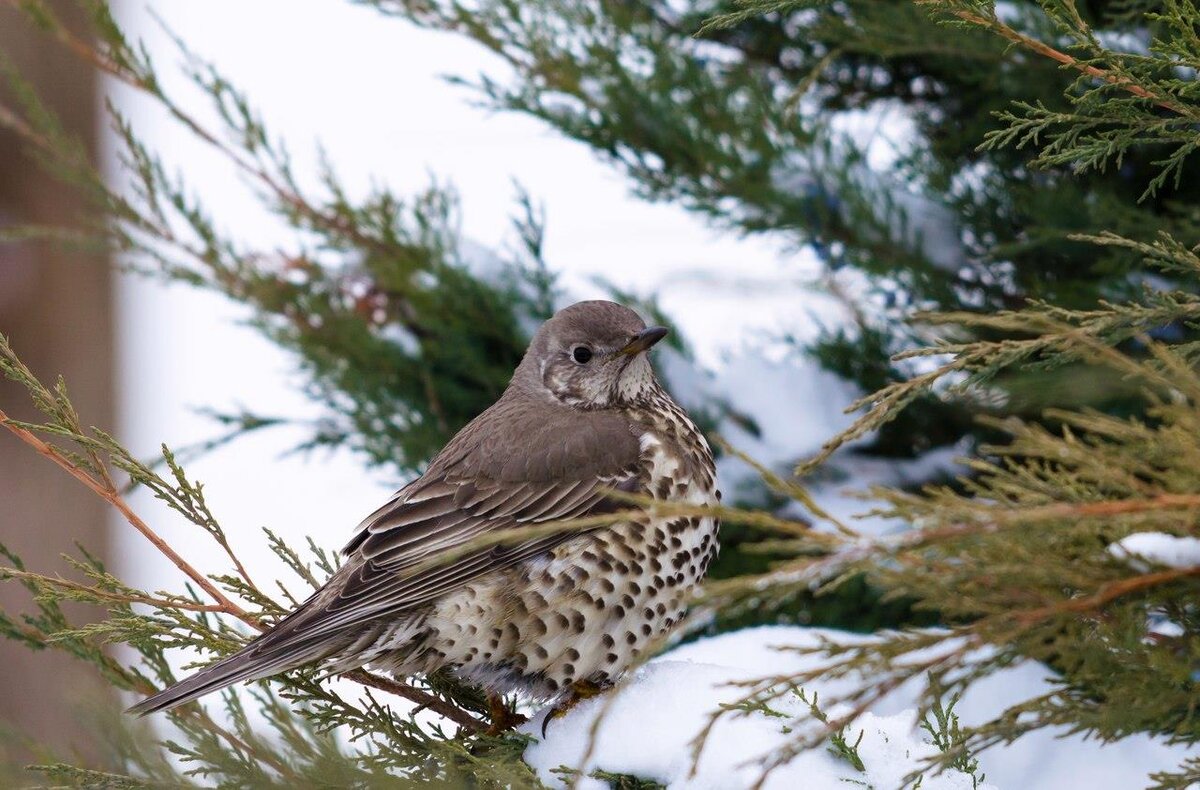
375,0,1200,459
920,679,984,790
794,688,866,774
0,334,542,787
6,0,562,475
1,0,1200,787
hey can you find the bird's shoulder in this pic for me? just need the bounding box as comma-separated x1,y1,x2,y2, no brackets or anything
427,388,644,483
624,391,717,489
296,390,708,631
343,389,646,560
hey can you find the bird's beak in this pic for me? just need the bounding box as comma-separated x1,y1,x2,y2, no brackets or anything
617,326,669,356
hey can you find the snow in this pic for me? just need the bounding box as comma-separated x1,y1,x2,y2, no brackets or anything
669,344,968,536
1110,532,1200,571
523,626,1190,789
524,661,988,790
711,354,860,474
770,106,968,276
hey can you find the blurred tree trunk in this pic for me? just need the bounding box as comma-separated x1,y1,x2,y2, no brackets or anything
0,2,111,761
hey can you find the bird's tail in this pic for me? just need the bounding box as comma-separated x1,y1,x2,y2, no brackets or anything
127,611,345,716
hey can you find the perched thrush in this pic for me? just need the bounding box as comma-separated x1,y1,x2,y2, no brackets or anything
131,301,720,725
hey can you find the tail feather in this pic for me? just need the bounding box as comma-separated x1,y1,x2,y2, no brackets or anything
127,618,350,716
128,650,291,716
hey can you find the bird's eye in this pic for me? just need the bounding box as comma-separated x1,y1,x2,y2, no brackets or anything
571,345,593,364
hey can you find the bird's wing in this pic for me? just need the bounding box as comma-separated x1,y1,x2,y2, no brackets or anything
317,471,639,630
292,395,645,633
127,397,644,715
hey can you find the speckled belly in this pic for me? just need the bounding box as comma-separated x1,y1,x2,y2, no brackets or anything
394,513,718,698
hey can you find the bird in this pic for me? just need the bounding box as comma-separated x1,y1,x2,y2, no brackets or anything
129,300,720,732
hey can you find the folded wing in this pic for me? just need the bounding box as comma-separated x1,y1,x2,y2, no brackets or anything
129,395,643,714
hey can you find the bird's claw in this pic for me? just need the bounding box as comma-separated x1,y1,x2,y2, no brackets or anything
540,703,568,738
485,691,528,736
540,679,611,738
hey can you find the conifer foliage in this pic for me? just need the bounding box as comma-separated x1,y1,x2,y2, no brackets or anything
1,0,1199,787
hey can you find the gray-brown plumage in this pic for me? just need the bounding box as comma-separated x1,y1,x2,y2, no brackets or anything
130,300,720,720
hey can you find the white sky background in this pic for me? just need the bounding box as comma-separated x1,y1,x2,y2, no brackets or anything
106,1,836,596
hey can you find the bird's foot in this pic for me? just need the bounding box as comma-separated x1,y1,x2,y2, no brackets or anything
540,679,612,738
485,691,528,736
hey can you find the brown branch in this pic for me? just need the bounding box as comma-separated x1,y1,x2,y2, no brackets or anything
1014,565,1200,625
941,6,1185,114
219,538,260,598
0,408,254,624
901,493,1200,550
1012,494,1200,520
0,408,488,730
699,493,1200,623
343,669,485,733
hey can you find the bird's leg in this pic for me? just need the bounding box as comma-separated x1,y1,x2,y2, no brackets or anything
540,678,613,738
485,691,527,736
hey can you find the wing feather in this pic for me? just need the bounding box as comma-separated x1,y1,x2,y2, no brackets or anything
273,397,646,648
129,384,648,715
332,476,631,622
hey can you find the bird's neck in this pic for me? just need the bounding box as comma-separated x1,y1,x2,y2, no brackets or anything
625,384,699,442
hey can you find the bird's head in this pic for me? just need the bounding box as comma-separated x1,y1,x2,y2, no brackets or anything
515,300,669,409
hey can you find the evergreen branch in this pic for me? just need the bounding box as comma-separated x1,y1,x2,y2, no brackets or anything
692,639,977,789
992,493,1200,522
6,0,417,283
1150,756,1200,790
0,404,249,621
180,704,299,781
3,0,557,475
924,2,1186,114
794,688,866,773
0,569,229,614
0,401,488,732
916,679,984,789
1011,565,1200,625
11,614,299,780
0,332,491,737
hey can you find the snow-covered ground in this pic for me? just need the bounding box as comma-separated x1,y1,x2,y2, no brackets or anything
524,627,1189,790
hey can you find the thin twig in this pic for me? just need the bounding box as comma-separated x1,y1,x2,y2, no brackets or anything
0,569,230,613
343,670,485,732
1011,493,1200,520
0,408,487,730
0,408,252,622
901,493,1200,550
1014,565,1200,625
939,6,1185,114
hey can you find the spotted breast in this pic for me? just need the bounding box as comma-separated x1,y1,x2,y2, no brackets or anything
127,301,720,727
374,393,720,699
